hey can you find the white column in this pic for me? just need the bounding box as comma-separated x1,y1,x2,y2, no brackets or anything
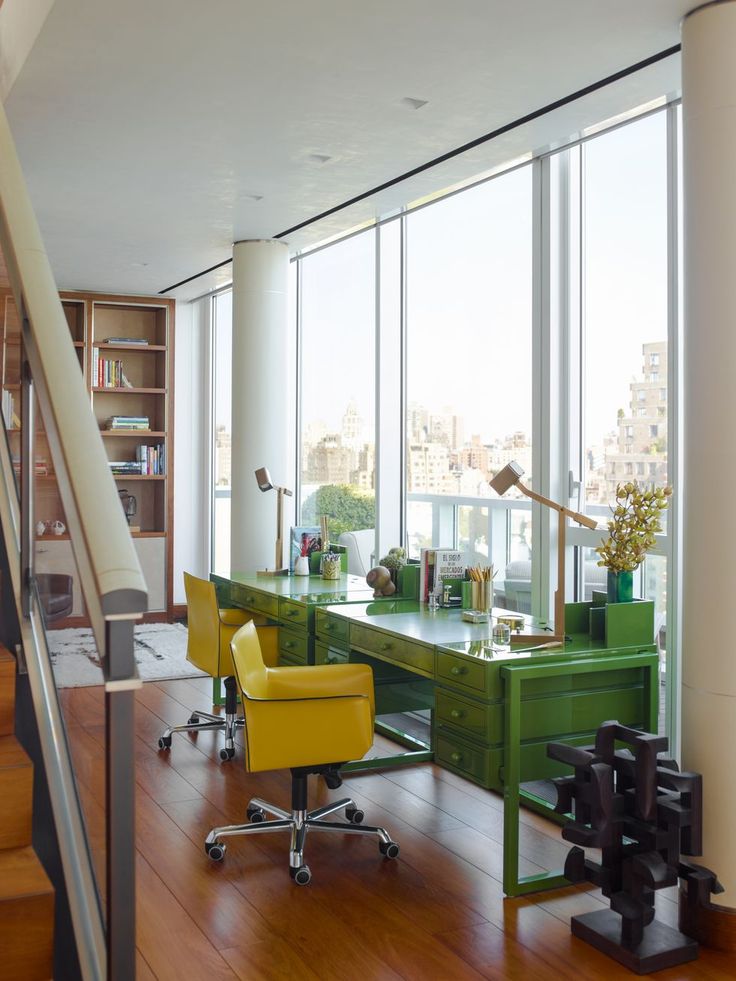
682,0,736,906
230,240,291,573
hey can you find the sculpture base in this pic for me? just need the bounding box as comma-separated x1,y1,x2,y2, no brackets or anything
572,909,698,974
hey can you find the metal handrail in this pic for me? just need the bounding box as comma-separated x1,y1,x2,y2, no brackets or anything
0,99,145,978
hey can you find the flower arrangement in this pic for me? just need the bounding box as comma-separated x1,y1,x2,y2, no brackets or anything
596,482,673,573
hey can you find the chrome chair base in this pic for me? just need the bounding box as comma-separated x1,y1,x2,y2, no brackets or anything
204,794,400,884
158,709,244,761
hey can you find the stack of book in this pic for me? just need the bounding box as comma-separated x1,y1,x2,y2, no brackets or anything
12,456,49,477
1,389,16,429
106,416,150,431
105,336,149,346
419,547,466,603
109,460,144,476
137,444,165,475
93,349,133,388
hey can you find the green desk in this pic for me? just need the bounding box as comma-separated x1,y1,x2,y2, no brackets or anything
214,573,659,894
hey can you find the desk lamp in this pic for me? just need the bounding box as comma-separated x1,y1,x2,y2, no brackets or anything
255,467,293,576
490,461,597,643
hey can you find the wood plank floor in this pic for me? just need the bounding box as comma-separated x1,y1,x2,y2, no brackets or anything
60,676,735,980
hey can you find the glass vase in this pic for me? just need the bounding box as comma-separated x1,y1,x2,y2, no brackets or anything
607,569,633,603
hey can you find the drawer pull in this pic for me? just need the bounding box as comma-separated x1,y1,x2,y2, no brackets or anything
286,609,299,617
379,642,392,651
450,751,463,764
450,665,467,676
284,641,294,649
325,623,333,631
327,657,338,665
450,708,465,719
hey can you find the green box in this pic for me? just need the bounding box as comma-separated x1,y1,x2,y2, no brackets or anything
309,544,347,574
398,563,420,599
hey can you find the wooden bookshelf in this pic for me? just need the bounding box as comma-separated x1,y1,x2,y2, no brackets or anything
1,289,175,619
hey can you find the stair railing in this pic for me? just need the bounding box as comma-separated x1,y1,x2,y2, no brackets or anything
0,99,146,980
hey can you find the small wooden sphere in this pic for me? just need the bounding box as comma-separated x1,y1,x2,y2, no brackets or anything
366,565,395,596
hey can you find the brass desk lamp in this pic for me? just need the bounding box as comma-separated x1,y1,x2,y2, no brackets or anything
490,461,597,643
255,467,292,575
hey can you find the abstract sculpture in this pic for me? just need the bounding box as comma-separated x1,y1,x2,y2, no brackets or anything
547,721,722,974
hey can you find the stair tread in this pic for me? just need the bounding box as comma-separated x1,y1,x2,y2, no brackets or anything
0,847,53,901
0,734,31,769
0,644,14,665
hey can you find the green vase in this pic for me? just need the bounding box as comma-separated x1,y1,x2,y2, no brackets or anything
607,569,633,603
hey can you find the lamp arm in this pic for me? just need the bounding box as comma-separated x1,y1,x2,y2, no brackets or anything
517,481,597,530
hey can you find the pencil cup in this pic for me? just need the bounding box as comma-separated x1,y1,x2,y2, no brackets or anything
471,581,492,613
461,580,473,610
321,553,341,580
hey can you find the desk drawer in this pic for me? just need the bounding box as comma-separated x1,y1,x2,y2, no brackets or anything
436,650,491,697
279,628,308,665
435,688,496,744
231,584,279,618
279,598,308,629
315,610,348,647
314,641,349,666
435,732,494,788
350,623,433,677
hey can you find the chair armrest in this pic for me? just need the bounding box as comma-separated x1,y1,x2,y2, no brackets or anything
249,663,374,705
219,607,250,626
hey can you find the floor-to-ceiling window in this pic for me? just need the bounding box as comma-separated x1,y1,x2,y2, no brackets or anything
211,289,232,575
405,166,534,605
298,230,376,543
570,111,671,647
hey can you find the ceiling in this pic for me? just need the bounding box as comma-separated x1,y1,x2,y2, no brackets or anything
3,0,690,301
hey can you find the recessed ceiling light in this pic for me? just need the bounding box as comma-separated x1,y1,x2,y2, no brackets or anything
243,193,263,202
307,153,332,165
400,97,428,111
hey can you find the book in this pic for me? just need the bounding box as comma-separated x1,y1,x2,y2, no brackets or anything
289,526,322,573
420,547,465,602
105,337,149,345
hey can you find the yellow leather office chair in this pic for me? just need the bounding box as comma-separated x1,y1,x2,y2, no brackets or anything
205,621,399,884
158,572,278,761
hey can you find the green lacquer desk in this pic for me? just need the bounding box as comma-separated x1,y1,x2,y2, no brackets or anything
213,573,659,894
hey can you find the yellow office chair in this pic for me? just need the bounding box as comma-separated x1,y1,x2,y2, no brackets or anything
158,572,278,761
204,621,399,884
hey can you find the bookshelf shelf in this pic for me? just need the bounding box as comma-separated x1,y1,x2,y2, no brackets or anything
111,474,166,481
100,430,167,438
92,387,166,394
94,343,166,352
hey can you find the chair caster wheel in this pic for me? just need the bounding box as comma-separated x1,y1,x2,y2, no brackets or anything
290,864,312,885
205,841,226,862
379,840,400,859
345,807,364,824
158,736,171,750
219,747,235,761
187,714,200,725
247,806,265,823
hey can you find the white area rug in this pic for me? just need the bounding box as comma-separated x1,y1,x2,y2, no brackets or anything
47,622,205,688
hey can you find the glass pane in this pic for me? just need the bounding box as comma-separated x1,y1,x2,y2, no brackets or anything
405,166,533,573
299,231,376,541
212,291,232,576
582,112,669,521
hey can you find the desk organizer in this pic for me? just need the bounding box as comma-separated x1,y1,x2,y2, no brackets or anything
566,596,655,649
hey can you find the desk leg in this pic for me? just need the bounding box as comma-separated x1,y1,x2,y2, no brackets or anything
212,677,224,707
502,669,570,898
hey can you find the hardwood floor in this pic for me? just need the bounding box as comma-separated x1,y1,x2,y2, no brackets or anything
60,677,735,980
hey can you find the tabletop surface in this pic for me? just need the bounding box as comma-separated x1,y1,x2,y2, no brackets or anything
227,571,380,604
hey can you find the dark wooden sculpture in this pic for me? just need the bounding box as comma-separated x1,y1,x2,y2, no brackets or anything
547,721,722,974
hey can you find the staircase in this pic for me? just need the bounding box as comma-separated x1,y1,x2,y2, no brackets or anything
0,644,54,979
